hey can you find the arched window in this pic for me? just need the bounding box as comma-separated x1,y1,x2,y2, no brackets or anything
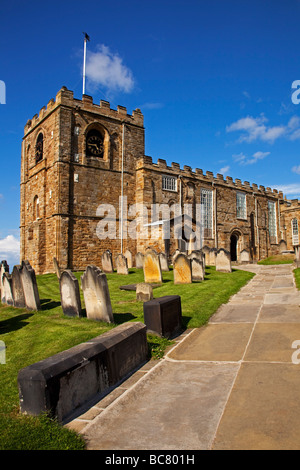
35,133,44,163
86,129,104,158
33,196,39,220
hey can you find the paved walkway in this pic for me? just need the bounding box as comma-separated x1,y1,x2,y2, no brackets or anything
66,264,300,450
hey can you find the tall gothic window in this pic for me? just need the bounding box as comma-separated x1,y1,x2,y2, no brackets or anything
35,133,44,163
292,218,299,245
200,188,213,238
268,201,277,242
236,192,247,219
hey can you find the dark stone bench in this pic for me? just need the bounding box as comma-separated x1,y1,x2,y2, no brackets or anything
18,322,148,423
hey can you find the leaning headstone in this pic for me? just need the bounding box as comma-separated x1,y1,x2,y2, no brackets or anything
81,265,113,323
135,252,144,269
59,270,82,317
124,249,133,268
19,261,41,310
173,253,192,284
216,248,232,273
172,250,181,265
11,265,26,308
143,249,162,284
191,258,204,281
1,273,14,306
159,253,169,271
136,283,153,302
116,254,128,275
0,260,9,298
101,250,114,273
53,257,61,279
240,249,250,264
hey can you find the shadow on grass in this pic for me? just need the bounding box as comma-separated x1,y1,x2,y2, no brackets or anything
40,299,61,311
0,313,34,334
112,312,137,324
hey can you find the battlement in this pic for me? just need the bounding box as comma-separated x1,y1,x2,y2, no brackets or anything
136,155,284,199
24,86,144,135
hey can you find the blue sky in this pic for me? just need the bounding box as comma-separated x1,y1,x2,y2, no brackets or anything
1,0,300,267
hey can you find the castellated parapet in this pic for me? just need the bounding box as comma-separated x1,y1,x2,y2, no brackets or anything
20,87,294,275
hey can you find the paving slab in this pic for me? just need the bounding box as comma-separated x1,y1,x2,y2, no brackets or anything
65,263,300,450
82,361,239,450
168,324,253,362
212,363,300,450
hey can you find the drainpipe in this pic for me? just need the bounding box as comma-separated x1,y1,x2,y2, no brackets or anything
120,123,125,254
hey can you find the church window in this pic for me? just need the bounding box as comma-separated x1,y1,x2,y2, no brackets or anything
292,218,299,245
200,188,213,238
162,175,177,192
268,201,277,241
236,192,247,219
33,196,39,220
35,133,44,163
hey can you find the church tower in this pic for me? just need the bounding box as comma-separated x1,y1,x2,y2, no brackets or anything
20,87,144,274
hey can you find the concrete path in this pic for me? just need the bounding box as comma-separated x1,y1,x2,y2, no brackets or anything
66,264,300,450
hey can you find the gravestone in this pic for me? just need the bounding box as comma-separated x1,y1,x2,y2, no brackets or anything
208,248,217,266
135,252,144,269
1,272,14,306
81,265,114,323
124,249,133,268
240,249,250,264
19,261,41,310
11,265,26,308
116,254,128,275
101,250,114,273
173,253,192,284
191,258,204,281
172,249,181,265
279,240,287,253
201,246,211,265
216,248,232,273
0,260,9,297
159,253,169,271
53,257,61,279
189,250,205,269
59,270,82,317
143,295,182,338
136,283,153,302
143,249,162,284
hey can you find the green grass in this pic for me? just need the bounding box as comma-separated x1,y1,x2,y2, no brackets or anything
294,268,300,290
258,254,294,265
0,266,254,450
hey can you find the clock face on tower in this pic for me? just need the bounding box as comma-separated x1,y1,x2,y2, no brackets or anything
86,130,104,158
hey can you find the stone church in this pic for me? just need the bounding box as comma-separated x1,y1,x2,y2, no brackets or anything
20,86,299,274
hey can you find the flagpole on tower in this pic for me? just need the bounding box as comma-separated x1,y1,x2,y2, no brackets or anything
82,32,90,95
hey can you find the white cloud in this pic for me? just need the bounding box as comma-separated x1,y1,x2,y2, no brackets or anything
272,183,300,198
219,165,230,174
292,165,300,175
233,151,270,165
0,235,20,254
226,114,300,144
86,44,135,94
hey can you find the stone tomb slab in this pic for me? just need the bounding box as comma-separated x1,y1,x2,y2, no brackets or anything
143,295,182,338
168,324,253,362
